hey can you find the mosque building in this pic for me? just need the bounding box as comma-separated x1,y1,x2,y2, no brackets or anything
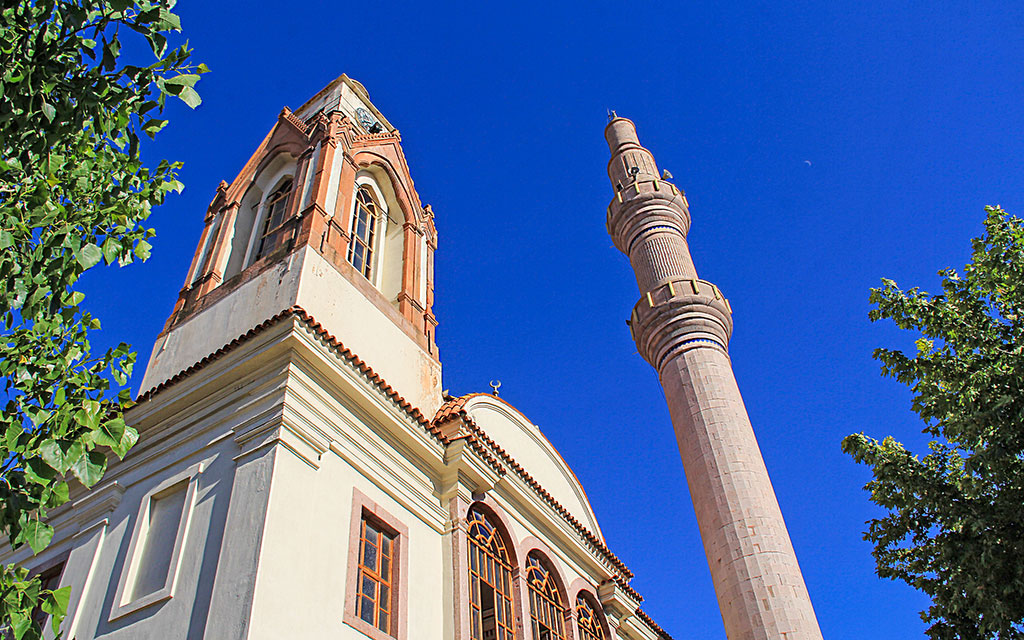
4,75,820,640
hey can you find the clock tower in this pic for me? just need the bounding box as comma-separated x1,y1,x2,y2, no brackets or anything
142,74,442,415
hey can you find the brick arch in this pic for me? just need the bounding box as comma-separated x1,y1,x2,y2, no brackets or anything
517,538,571,610
466,499,520,569
251,144,303,183
350,151,421,227
567,579,612,640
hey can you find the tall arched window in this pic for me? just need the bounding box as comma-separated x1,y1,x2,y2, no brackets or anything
575,594,605,640
348,185,382,279
254,178,292,261
467,508,515,640
525,554,566,640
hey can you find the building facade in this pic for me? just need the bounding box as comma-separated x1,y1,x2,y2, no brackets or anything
3,76,673,640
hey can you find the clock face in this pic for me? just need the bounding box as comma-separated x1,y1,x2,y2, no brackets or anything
355,107,378,131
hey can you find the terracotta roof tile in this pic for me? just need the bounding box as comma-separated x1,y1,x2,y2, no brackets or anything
432,395,635,581
135,309,667,634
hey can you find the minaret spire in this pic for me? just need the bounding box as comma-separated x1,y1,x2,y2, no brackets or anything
605,117,823,640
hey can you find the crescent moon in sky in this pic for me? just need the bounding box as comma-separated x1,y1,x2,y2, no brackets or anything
804,160,812,166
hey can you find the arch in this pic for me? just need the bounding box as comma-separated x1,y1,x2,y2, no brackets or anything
350,151,421,227
516,539,570,610
347,169,407,304
465,503,519,640
222,151,297,279
251,175,294,262
523,547,570,640
567,583,610,640
466,500,519,570
459,394,605,540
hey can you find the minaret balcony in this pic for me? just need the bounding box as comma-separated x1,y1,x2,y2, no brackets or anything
606,178,692,251
628,278,734,371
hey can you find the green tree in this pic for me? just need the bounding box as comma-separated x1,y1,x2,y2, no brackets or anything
0,1,203,637
844,206,1024,640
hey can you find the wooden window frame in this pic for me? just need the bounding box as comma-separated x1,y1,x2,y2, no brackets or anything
345,489,409,640
525,553,567,640
574,593,606,640
347,184,382,280
253,178,293,261
466,507,517,640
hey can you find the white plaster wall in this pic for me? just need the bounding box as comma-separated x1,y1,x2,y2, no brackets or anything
467,401,603,539
296,247,442,415
140,250,306,394
246,445,446,640
51,432,243,639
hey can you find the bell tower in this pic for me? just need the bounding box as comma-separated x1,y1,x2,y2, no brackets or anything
605,117,823,640
141,75,441,414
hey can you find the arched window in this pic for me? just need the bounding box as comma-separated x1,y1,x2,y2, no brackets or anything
575,594,605,640
525,553,566,640
467,508,515,640
348,185,382,279
254,178,292,261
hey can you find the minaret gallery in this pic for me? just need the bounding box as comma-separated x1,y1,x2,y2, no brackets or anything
604,117,823,640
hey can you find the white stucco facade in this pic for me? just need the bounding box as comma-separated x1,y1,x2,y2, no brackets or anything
1,76,675,640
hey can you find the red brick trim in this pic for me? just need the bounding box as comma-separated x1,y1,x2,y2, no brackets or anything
344,488,409,640
566,581,613,640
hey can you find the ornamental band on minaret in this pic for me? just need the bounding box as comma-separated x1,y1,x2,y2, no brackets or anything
605,117,824,640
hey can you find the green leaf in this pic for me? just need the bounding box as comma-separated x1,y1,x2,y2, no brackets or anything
94,417,126,448
39,440,84,474
177,85,201,109
9,610,30,640
41,101,55,122
75,243,102,269
163,73,199,88
18,518,54,554
101,237,122,265
0,230,12,249
70,450,107,488
142,118,168,138
135,239,152,261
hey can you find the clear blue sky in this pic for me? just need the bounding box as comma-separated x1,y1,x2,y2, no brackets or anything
78,2,1024,638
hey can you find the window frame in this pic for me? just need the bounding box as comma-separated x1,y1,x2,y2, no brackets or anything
109,462,203,621
524,552,568,640
574,592,607,640
253,177,294,262
465,506,518,640
344,488,409,640
346,177,389,285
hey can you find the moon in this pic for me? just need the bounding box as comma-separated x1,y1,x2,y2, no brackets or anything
804,160,812,166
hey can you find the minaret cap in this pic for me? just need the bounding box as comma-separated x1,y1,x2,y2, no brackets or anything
605,117,641,154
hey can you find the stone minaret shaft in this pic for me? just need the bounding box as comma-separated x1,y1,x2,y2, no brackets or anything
605,118,822,640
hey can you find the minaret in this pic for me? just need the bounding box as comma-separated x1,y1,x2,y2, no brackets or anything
604,117,823,640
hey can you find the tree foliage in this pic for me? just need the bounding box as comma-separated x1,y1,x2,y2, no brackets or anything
0,1,202,637
844,206,1024,640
